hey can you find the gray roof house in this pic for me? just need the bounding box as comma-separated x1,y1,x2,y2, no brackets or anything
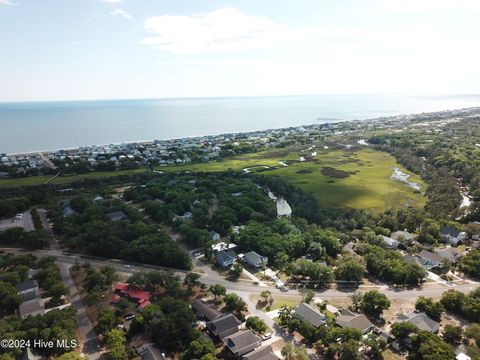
223,330,262,358
379,235,399,249
436,247,464,264
391,231,417,243
207,313,242,339
440,227,467,246
108,211,127,222
137,344,166,360
244,251,268,268
19,299,45,319
191,299,222,321
16,280,40,302
397,312,439,333
417,250,445,270
217,250,237,269
242,346,280,360
335,309,374,334
209,231,221,242
294,303,327,328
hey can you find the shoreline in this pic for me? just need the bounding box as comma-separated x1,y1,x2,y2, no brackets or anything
4,106,479,157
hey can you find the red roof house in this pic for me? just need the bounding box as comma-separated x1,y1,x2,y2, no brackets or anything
114,283,152,309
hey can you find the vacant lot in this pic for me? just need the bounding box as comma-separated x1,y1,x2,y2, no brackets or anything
163,146,426,212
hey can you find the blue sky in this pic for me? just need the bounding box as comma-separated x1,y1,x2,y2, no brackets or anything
1,0,479,101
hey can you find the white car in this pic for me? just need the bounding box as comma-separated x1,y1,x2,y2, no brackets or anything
15,213,23,220
123,264,132,268
261,333,272,341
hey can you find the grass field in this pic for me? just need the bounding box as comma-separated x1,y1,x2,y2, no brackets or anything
0,146,426,212
0,168,147,188
162,146,426,212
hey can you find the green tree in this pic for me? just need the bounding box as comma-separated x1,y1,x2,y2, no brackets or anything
52,352,85,360
391,322,419,340
274,252,289,271
281,343,309,360
105,328,128,360
180,338,216,360
335,257,365,282
224,293,247,319
260,290,272,304
300,289,315,304
360,290,390,318
0,281,21,315
183,273,201,290
339,339,359,360
415,297,444,322
410,330,455,360
100,265,118,288
208,284,226,302
440,290,465,313
442,325,463,345
95,309,120,335
228,264,243,279
245,316,267,334
465,323,480,347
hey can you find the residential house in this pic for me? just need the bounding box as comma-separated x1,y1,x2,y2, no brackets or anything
209,231,221,242
342,242,356,254
294,303,327,328
223,330,262,358
108,211,127,222
16,280,40,302
217,250,237,269
137,344,166,360
244,251,268,269
212,242,237,254
391,231,417,244
396,312,439,333
417,250,445,270
191,299,222,321
19,299,45,319
457,353,472,360
335,309,374,334
436,247,464,264
113,283,151,309
242,346,280,360
93,195,104,204
207,314,242,339
380,235,399,249
440,227,467,246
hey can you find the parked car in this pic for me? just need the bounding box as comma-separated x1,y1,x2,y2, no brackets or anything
124,313,135,320
261,333,272,341
15,213,23,220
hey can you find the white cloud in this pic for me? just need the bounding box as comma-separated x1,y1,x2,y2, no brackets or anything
383,0,480,13
110,8,132,19
0,0,13,5
101,0,122,4
141,7,368,54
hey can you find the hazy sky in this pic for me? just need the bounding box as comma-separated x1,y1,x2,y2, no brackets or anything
1,0,479,101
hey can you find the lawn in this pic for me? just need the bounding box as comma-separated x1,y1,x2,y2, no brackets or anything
163,146,426,212
0,168,147,188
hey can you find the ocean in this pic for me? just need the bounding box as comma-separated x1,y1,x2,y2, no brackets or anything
0,94,479,154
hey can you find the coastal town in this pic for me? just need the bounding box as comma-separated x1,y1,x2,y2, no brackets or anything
1,107,479,179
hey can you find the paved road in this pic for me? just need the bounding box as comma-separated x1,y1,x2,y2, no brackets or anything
37,210,103,360
5,247,479,301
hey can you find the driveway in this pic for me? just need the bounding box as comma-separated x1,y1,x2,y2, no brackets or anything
0,211,34,232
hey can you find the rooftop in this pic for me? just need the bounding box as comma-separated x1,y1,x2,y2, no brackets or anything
294,303,326,328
